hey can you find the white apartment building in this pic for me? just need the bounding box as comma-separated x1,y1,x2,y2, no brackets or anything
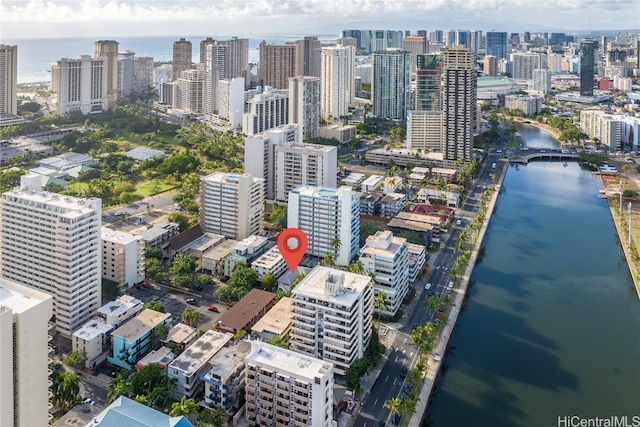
168,330,233,400
250,245,287,280
51,55,109,114
359,231,410,316
243,86,290,136
512,53,546,80
224,235,271,277
289,76,320,140
133,56,154,92
72,317,114,370
245,341,334,427
504,94,542,116
101,228,145,289
175,69,205,113
407,110,443,152
407,243,426,282
288,186,360,266
200,340,251,414
200,172,264,240
361,175,384,193
117,51,135,97
244,124,337,202
580,110,622,150
215,77,245,128
289,266,373,375
0,175,101,338
533,68,552,94
320,45,355,122
0,278,53,427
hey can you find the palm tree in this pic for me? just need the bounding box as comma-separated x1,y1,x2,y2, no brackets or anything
181,307,200,328
443,293,454,308
425,295,439,314
373,290,388,326
170,396,199,417
329,236,341,257
384,397,402,425
108,372,132,403
348,260,365,274
57,372,81,410
321,251,336,267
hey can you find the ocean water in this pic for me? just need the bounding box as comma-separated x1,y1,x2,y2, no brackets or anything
3,35,307,84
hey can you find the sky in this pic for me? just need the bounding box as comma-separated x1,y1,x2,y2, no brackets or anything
1,0,638,40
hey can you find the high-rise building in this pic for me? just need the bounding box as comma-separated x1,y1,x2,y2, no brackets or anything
226,37,250,81
200,172,264,240
245,341,334,426
403,36,428,72
93,40,119,109
524,32,531,44
172,38,192,81
444,30,456,48
486,31,508,59
0,45,17,115
175,69,205,113
442,46,476,162
51,56,109,114
216,77,245,128
118,51,135,97
203,40,228,117
372,50,410,120
259,41,297,89
429,30,444,44
0,175,101,337
101,228,145,290
512,53,545,80
133,56,154,93
550,32,566,46
533,68,552,94
295,36,322,77
288,186,359,265
408,53,443,152
0,278,53,427
510,33,520,46
341,29,362,50
320,45,355,122
359,230,409,316
289,76,320,140
200,37,217,65
580,38,596,97
289,266,373,374
470,30,483,54
455,30,472,49
242,86,289,136
244,124,337,202
483,55,498,76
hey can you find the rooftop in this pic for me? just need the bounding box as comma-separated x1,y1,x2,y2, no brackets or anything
293,266,371,307
38,152,95,170
125,147,166,161
111,309,171,343
96,295,143,323
361,231,406,257
251,297,293,336
136,346,176,368
101,227,142,245
180,233,225,254
203,340,251,381
251,245,284,270
73,317,114,341
380,193,405,204
246,341,333,380
202,239,239,262
216,289,276,332
87,396,193,427
0,277,52,315
136,222,179,241
169,330,232,376
164,322,196,345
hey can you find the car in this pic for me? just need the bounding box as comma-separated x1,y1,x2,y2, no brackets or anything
400,367,408,378
83,398,94,405
404,383,412,392
456,219,462,226
207,305,219,312
448,281,454,288
433,319,440,327
186,298,197,305
412,323,418,331
425,282,432,290
445,288,452,294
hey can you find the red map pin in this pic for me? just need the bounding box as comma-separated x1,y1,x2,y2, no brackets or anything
278,228,308,273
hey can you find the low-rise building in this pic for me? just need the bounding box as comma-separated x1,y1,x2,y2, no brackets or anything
382,176,403,194
215,289,276,334
108,309,172,370
224,235,271,277
360,175,384,193
319,124,357,143
250,297,293,342
359,231,410,316
162,322,197,353
416,184,462,207
71,317,114,369
96,295,143,328
339,172,366,189
407,243,427,282
379,193,406,218
86,396,193,427
135,346,176,371
125,147,166,162
201,239,238,275
250,245,287,280
504,94,543,116
245,342,334,427
168,330,233,400
200,340,252,414
136,221,180,249
360,191,384,216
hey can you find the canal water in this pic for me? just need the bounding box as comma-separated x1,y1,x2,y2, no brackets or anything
425,124,640,427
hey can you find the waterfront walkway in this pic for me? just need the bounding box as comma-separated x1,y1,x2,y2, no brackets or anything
407,164,508,427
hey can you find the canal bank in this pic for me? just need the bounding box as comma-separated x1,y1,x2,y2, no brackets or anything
408,162,509,427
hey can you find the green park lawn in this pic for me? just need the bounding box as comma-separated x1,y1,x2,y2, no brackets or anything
137,179,176,197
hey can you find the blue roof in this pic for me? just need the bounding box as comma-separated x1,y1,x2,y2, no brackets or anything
87,397,194,427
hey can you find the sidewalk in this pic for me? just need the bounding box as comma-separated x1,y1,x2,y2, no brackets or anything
407,167,507,427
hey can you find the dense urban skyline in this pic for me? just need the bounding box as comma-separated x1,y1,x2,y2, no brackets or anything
1,0,638,39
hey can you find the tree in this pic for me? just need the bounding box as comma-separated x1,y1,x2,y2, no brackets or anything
321,251,336,267
170,253,197,276
373,290,388,326
182,307,200,328
170,396,199,417
384,397,402,425
63,350,88,371
56,372,81,410
158,153,200,176
269,205,287,230
266,335,288,348
108,372,132,403
425,295,439,314
167,212,192,232
260,273,277,291
143,300,166,313
343,358,368,392
145,246,163,260
347,260,365,274
197,274,213,287
329,236,342,254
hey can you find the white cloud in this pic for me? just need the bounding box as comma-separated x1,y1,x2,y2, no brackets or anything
0,0,637,38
